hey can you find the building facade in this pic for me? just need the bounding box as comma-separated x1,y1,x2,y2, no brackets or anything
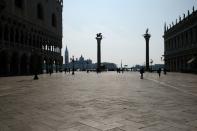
164,7,197,73
0,0,63,76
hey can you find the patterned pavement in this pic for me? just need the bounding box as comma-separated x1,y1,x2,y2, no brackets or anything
0,72,197,131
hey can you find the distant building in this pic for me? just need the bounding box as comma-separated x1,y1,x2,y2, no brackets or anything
133,64,164,71
151,64,164,71
164,7,197,73
72,55,93,71
63,47,117,71
102,62,117,71
64,55,93,71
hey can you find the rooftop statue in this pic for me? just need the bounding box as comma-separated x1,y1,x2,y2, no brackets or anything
146,28,149,34
96,33,103,39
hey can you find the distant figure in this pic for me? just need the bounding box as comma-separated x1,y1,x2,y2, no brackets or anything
121,68,124,74
163,68,167,75
68,68,70,74
34,72,39,80
117,68,120,73
64,68,67,74
157,68,161,77
87,70,89,73
140,68,144,79
49,68,52,76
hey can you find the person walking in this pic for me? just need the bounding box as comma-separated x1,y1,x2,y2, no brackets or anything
49,68,52,76
157,68,161,77
140,68,144,79
163,68,167,75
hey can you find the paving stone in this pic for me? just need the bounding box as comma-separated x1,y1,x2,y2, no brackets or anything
186,119,197,128
0,72,197,131
61,124,101,131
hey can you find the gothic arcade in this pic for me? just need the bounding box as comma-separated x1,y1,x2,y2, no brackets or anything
0,0,63,76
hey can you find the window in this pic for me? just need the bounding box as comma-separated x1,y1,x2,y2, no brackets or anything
37,3,44,20
190,29,193,43
185,31,188,44
195,27,197,42
0,24,2,40
177,36,180,48
15,29,19,43
10,27,14,42
52,13,57,27
4,25,9,41
15,0,24,9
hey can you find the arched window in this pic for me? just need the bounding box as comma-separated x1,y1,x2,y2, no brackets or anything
0,23,2,40
52,13,57,27
4,25,9,41
37,3,44,20
10,27,14,42
15,0,24,9
15,29,19,43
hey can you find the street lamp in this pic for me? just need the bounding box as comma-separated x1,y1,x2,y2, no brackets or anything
72,56,75,75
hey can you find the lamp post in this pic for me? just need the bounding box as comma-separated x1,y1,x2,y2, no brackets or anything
72,56,75,75
143,28,151,71
96,33,103,73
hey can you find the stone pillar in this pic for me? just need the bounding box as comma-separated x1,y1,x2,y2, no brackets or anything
143,30,151,71
7,26,10,46
172,59,175,72
1,24,4,43
173,58,176,72
6,63,10,76
18,64,21,75
193,28,196,43
18,30,21,46
26,64,30,74
46,63,49,73
56,64,58,73
170,59,172,72
176,58,178,72
182,57,185,71
168,59,171,72
6,54,11,76
96,33,103,73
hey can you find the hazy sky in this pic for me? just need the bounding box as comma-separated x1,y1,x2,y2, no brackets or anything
62,0,197,67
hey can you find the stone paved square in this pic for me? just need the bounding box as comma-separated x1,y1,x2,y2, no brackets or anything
0,72,197,131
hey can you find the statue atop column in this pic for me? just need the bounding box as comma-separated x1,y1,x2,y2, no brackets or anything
96,33,103,40
96,33,103,73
